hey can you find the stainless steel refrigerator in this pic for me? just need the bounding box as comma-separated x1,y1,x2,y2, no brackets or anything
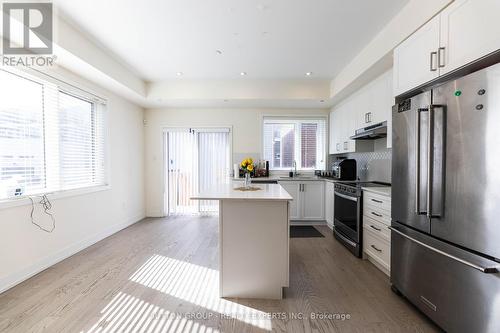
391,60,500,332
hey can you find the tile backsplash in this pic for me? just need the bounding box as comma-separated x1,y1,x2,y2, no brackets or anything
328,138,392,183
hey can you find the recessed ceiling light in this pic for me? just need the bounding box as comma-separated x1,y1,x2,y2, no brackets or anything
240,72,247,76
305,72,313,76
216,50,223,55
176,72,183,76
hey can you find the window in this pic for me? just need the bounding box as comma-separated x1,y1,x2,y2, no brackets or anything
0,69,107,200
263,117,326,170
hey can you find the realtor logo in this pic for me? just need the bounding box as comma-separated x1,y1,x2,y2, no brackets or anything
2,2,53,54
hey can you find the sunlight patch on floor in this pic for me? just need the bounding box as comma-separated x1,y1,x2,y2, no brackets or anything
128,254,272,330
85,291,220,333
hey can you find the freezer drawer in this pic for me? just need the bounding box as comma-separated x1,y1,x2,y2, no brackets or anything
390,223,500,333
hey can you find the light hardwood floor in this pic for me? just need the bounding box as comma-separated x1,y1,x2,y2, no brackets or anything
0,216,441,333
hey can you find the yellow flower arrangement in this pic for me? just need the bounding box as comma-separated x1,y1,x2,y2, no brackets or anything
240,158,254,174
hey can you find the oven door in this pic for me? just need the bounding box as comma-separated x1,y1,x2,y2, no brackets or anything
334,191,360,242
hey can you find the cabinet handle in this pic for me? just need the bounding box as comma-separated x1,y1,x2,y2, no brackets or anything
371,198,383,204
371,211,383,217
438,47,446,68
430,51,437,72
370,225,382,232
371,245,382,252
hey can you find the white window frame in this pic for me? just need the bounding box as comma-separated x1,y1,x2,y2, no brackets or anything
262,115,327,171
0,68,110,210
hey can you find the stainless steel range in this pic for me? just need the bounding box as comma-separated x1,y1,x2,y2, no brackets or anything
333,181,389,257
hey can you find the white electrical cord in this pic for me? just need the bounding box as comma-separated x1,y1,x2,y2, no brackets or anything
29,194,56,233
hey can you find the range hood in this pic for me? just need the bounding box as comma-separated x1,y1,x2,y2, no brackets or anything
350,121,387,140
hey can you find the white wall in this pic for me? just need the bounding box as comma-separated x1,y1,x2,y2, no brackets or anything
0,67,145,293
144,108,329,216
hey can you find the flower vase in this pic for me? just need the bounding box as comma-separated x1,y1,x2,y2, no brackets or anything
244,173,251,189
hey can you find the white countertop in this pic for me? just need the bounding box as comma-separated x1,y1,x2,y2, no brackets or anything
362,186,391,197
191,183,293,201
231,175,337,182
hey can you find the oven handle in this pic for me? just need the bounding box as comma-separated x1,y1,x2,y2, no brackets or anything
334,191,358,202
334,228,357,247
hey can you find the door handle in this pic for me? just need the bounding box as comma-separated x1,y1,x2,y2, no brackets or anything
371,245,382,252
370,225,381,231
389,226,500,273
430,51,437,72
438,47,446,68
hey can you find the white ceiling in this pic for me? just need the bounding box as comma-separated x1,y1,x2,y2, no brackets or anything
53,0,408,82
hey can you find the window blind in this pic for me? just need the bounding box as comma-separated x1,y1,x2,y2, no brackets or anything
263,117,326,170
0,68,108,200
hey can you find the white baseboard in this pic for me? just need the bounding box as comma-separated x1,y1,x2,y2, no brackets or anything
0,212,146,294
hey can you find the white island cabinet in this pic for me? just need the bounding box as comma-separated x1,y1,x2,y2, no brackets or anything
191,183,292,299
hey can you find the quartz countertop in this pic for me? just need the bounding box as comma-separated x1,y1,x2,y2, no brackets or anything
362,186,391,197
191,183,293,201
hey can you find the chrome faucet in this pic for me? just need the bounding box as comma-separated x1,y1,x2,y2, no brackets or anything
292,160,298,177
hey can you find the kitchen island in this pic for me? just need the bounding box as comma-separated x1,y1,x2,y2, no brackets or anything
191,183,292,299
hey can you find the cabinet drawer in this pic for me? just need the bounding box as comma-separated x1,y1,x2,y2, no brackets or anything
363,204,391,226
363,229,390,270
363,216,390,242
363,192,391,212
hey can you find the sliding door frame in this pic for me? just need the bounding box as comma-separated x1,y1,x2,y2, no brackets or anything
162,126,233,216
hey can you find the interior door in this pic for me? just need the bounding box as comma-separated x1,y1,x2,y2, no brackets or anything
391,91,431,233
431,63,500,259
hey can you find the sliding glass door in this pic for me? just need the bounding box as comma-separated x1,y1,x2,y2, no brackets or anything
165,128,230,215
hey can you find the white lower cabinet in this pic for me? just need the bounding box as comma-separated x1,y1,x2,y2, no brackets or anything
362,190,392,276
279,181,325,221
279,181,301,220
324,181,335,228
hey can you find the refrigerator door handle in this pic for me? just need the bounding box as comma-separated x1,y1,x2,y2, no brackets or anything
389,226,500,273
427,104,446,218
426,105,435,219
415,108,427,215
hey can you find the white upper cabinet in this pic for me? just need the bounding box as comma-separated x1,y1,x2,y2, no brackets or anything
330,69,394,152
393,15,441,96
439,0,500,75
329,110,337,154
394,0,500,96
